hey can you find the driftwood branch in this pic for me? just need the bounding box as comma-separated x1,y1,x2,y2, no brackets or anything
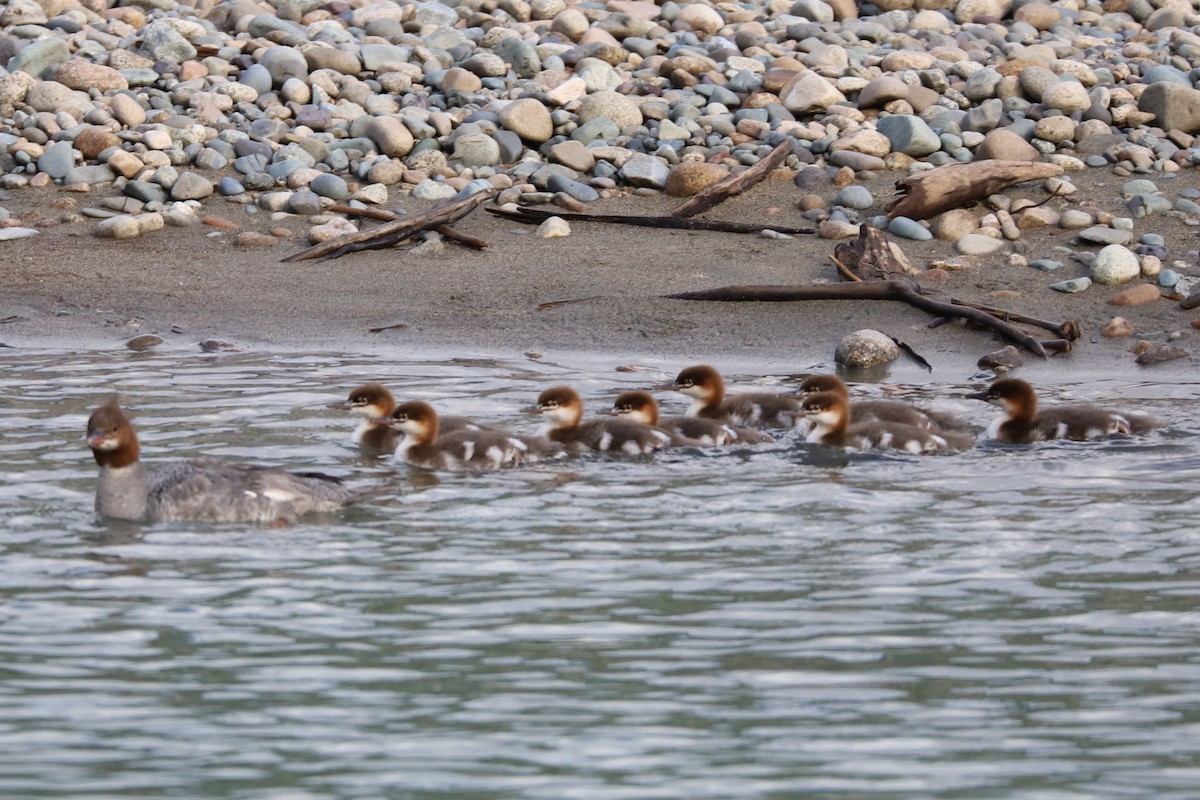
486,205,812,235
328,205,488,250
665,281,1051,359
671,140,792,218
887,161,1064,222
282,189,496,262
950,298,1081,341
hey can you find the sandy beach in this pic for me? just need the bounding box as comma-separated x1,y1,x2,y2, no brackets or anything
3,167,1197,384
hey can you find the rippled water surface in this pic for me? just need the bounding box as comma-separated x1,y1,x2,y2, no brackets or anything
3,348,1200,800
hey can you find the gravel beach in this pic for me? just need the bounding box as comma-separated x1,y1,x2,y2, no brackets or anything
2,0,1199,381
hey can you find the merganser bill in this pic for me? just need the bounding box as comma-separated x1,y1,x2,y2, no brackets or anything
802,391,974,454
797,374,969,432
658,365,803,429
967,378,1160,443
527,386,672,455
608,390,773,445
87,397,379,523
388,400,561,471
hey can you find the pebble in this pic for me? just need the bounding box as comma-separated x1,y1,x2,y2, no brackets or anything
835,329,900,370
955,234,1006,256
537,217,571,238
0,0,1187,278
1090,245,1142,285
978,346,1022,373
1101,318,1135,339
1107,284,1161,307
1051,277,1092,294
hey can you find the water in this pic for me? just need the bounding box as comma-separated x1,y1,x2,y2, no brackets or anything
3,348,1200,800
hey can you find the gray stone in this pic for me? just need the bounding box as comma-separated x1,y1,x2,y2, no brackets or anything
825,151,886,171
310,172,349,200
835,329,901,369
36,140,75,180
1029,259,1065,272
288,190,323,215
963,98,1003,133
124,180,167,204
1077,226,1133,246
239,63,273,95
7,37,69,78
978,346,1023,372
140,21,197,63
1050,277,1092,293
571,117,620,144
546,174,599,203
361,44,411,71
875,115,941,157
451,131,501,167
1129,194,1172,218
169,172,213,201
411,179,457,200
619,154,669,189
955,233,1007,256
834,185,873,210
888,216,931,241
0,226,38,240
259,46,309,87
95,215,143,239
63,165,115,185
218,176,245,196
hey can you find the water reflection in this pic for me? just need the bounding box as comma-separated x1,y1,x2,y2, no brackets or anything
1,348,1199,799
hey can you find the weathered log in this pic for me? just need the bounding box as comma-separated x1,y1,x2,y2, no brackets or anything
282,189,496,262
671,140,792,218
486,204,812,235
665,281,1051,359
886,161,1064,221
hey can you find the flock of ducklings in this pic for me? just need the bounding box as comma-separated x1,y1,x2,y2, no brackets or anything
333,364,1161,471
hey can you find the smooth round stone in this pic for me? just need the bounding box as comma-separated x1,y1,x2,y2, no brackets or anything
825,151,887,171
571,117,620,145
451,132,501,167
1129,194,1172,218
955,233,1007,256
36,140,75,180
411,179,457,200
888,216,931,241
1090,244,1141,285
835,329,901,370
498,98,553,143
536,216,571,238
578,91,642,128
1077,226,1132,245
1042,82,1091,114
665,162,727,197
0,226,38,240
218,176,245,196
309,173,349,200
287,190,323,215
454,179,495,200
1029,259,1065,272
170,172,213,201
833,185,873,210
1158,269,1180,288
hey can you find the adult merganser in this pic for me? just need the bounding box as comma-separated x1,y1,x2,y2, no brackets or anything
967,378,1160,443
658,365,803,429
802,391,974,454
388,400,562,471
330,383,487,453
527,386,672,455
608,390,773,445
797,374,969,432
86,397,379,524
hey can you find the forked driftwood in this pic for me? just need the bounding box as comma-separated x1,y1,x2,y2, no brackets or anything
282,189,497,262
666,281,1053,359
671,140,792,218
486,205,812,235
833,224,913,283
887,160,1064,221
328,205,488,250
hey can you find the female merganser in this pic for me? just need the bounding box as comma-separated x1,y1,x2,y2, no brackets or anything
967,378,1160,443
388,400,561,471
658,365,803,429
86,397,378,524
798,374,969,432
608,390,773,445
527,386,672,455
802,391,974,454
330,383,487,453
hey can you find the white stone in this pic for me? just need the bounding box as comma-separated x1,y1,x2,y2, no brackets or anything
1090,244,1141,285
954,233,1007,256
536,216,571,238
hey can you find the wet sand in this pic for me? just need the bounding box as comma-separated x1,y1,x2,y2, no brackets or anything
3,169,1197,384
